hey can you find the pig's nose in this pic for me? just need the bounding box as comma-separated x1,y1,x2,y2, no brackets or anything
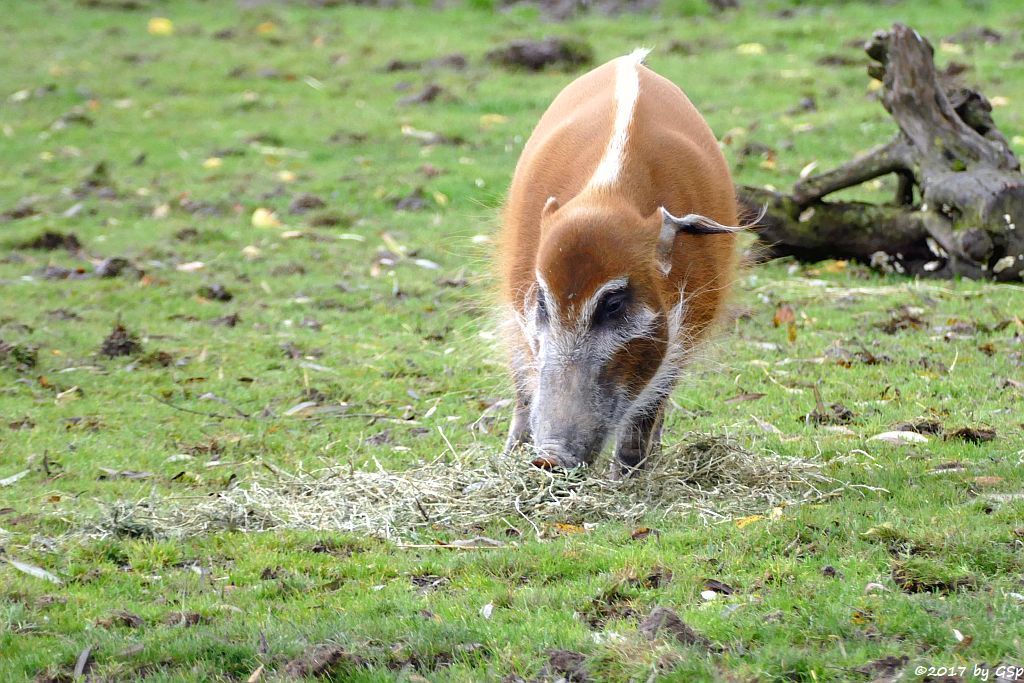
532,443,582,469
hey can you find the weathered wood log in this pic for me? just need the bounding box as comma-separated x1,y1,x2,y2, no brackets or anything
740,23,1024,281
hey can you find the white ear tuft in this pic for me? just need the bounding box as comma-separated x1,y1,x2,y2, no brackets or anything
657,207,747,275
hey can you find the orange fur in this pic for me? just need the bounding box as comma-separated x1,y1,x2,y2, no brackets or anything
498,54,737,359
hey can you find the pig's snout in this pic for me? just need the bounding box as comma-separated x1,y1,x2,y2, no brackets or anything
532,441,585,469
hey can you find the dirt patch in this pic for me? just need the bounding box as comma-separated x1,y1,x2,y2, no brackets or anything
946,426,996,444
638,606,713,650
18,231,82,252
95,610,144,629
288,193,327,215
486,38,593,72
537,650,590,682
284,644,366,678
398,83,445,106
0,341,38,371
99,323,142,358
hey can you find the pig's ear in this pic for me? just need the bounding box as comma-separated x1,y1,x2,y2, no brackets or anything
541,196,560,222
657,207,742,275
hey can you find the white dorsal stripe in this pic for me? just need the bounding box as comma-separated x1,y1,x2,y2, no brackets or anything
586,48,650,188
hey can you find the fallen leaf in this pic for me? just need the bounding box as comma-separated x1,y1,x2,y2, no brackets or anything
868,430,928,445
702,578,735,595
7,557,62,584
822,425,857,437
725,392,766,404
74,645,95,679
479,113,508,127
0,470,29,487
630,527,659,541
736,42,766,55
751,415,783,435
147,17,174,36
735,514,764,529
773,304,795,327
251,208,282,228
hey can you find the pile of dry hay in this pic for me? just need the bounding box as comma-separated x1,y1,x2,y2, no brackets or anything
89,435,843,542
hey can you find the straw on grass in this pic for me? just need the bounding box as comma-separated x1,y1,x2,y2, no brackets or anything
86,435,842,542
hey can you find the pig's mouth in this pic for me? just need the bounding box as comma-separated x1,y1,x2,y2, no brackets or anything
531,444,581,470
530,433,609,470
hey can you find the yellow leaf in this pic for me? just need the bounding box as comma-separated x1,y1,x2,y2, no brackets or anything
551,523,586,535
202,157,222,169
251,208,281,228
380,232,406,255
736,43,766,56
851,609,872,625
867,79,883,92
277,170,296,183
256,21,277,34
147,17,174,36
735,514,764,529
823,260,847,274
939,41,964,55
990,96,1009,108
432,191,449,207
479,113,508,127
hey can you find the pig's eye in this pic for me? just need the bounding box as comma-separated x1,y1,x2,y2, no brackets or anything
536,288,549,324
593,289,630,327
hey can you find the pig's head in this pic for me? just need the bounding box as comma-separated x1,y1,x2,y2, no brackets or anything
518,196,737,468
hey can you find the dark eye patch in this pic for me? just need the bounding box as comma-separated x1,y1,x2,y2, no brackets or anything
536,287,549,324
592,288,631,327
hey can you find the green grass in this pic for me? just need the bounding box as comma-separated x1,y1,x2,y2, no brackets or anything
2,0,1024,680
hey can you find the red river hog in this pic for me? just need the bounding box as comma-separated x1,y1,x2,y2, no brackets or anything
497,48,741,475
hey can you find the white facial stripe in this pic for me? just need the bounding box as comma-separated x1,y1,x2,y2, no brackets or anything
587,48,650,189
533,273,660,365
578,276,629,331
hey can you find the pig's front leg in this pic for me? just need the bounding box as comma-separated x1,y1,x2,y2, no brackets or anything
614,403,664,477
503,339,535,454
503,396,532,454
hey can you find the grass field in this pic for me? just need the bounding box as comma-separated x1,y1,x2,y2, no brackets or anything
2,0,1024,680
